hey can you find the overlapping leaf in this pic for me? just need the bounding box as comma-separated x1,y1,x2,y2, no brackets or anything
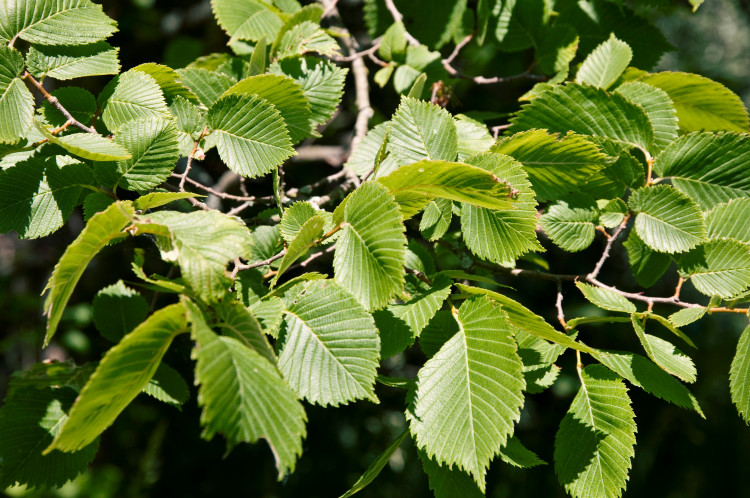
460,153,543,265
0,45,33,143
540,197,599,252
677,239,750,298
387,97,458,165
275,21,339,59
623,230,671,288
705,198,750,242
576,33,632,90
211,0,282,42
278,280,380,406
101,71,170,132
272,215,325,285
26,41,119,80
629,185,706,253
409,297,525,490
576,282,637,313
46,304,188,453
631,316,697,383
554,365,636,498
509,83,654,153
187,299,306,478
175,67,236,107
92,280,149,343
214,301,276,366
615,81,678,154
730,325,750,424
41,129,131,162
333,182,407,310
132,63,200,105
652,132,750,210
207,93,295,178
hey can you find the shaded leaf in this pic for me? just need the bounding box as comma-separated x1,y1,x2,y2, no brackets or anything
677,239,750,298
143,363,190,409
340,430,409,498
631,315,697,383
730,325,750,424
92,280,149,343
576,282,636,313
26,41,119,80
176,67,236,108
0,45,33,143
623,230,671,288
540,197,599,252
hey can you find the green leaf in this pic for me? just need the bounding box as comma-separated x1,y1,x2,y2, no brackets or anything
537,23,579,74
207,93,295,178
615,81,677,154
276,21,339,59
623,230,671,288
460,152,543,265
668,307,706,328
456,284,599,355
491,130,609,202
677,239,750,298
96,117,180,193
7,360,96,393
598,198,627,228
142,363,190,409
250,296,285,338
499,437,547,468
0,0,118,46
455,116,494,161
269,57,348,128
215,300,276,365
47,303,188,453
82,192,114,222
509,83,654,154
0,156,93,239
631,315,697,383
169,96,205,155
279,280,380,405
576,282,637,313
408,296,525,491
554,365,636,498
101,71,170,133
0,45,33,143
132,63,200,105
363,0,466,50
540,197,599,252
0,384,99,489
40,87,97,128
223,74,313,143
576,33,632,90
705,198,750,242
175,67,236,108
211,0,283,42
339,430,409,498
377,159,514,219
186,299,306,478
248,225,283,266
599,351,704,417
638,72,749,133
419,309,459,358
629,185,706,253
389,272,452,337
92,280,149,343
493,0,548,51
388,97,458,166
141,210,253,302
420,198,452,241
652,132,750,210
730,325,750,424
344,123,394,178
40,128,131,162
334,182,407,310
272,214,325,286
134,192,200,211
26,41,119,80
419,450,484,498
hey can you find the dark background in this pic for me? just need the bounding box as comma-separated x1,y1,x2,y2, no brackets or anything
2,1,750,496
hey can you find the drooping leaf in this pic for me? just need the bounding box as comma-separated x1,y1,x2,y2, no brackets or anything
409,297,525,490
175,67,236,108
0,156,94,239
344,123,394,178
460,152,543,265
420,198,452,241
333,182,407,310
275,21,339,59
730,325,750,424
339,430,409,498
498,437,547,468
0,0,118,46
140,210,253,302
101,71,170,133
132,63,200,105
554,365,637,498
615,81,678,154
133,192,200,211
419,450,484,498
47,304,188,453
40,129,131,162
272,215,325,286
509,83,654,153
92,280,149,343
677,239,750,299
631,315,697,383
705,198,750,242
279,201,318,243
629,185,706,253
491,130,609,202
576,282,637,313
142,362,190,409
540,197,599,252
377,159,514,219
278,280,380,406
668,307,706,328
652,132,750,210
388,97,458,166
623,230,671,288
186,299,306,478
214,300,276,365
536,23,579,75
599,350,703,416
223,74,314,143
0,384,99,489
96,117,180,193
576,33,632,90
211,0,283,42
269,57,348,129
638,72,749,133
207,93,295,178
456,284,599,355
455,116,494,161
26,41,119,80
0,45,33,143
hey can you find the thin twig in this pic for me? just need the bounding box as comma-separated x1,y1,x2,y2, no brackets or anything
23,72,97,133
674,277,685,299
588,214,630,280
321,0,339,18
443,34,473,66
232,251,286,277
405,266,434,286
331,42,381,63
556,281,567,329
383,0,420,46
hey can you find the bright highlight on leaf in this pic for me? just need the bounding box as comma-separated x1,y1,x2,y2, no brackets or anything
576,33,632,90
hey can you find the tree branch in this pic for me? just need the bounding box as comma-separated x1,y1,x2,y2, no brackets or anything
23,71,97,133
383,0,420,46
587,214,630,280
